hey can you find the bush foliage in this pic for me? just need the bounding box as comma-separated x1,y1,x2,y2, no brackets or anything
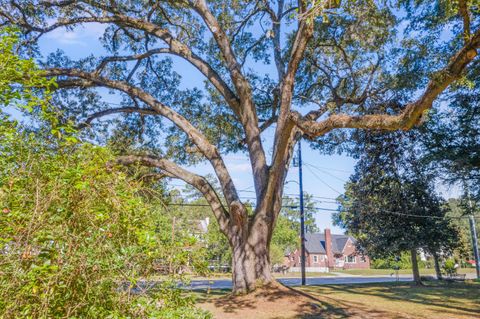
0,121,210,318
0,28,210,319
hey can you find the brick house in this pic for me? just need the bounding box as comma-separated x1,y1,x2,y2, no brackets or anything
283,228,370,272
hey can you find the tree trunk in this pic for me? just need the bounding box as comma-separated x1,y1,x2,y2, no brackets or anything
410,248,423,285
433,252,443,280
229,217,275,294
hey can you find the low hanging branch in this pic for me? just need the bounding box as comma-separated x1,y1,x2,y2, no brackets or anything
45,67,241,210
116,155,229,232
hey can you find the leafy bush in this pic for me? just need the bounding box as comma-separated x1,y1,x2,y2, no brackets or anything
0,28,210,319
443,259,457,276
0,122,210,318
371,252,426,269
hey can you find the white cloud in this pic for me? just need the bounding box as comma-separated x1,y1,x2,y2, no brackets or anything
228,163,252,173
44,23,106,46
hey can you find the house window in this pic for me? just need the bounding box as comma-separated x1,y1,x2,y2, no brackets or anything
320,255,325,261
313,255,318,263
345,255,356,263
360,256,367,262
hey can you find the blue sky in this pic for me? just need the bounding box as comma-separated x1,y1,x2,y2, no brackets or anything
30,21,460,234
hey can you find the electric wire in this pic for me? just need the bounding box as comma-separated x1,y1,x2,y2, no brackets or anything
304,165,343,195
304,162,348,183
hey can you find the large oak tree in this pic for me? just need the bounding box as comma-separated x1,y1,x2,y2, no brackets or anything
2,0,479,293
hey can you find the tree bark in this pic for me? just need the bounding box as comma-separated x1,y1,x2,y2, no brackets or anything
433,252,443,280
229,214,276,294
410,248,423,285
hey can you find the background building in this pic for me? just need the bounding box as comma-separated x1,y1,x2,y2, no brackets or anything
284,229,370,272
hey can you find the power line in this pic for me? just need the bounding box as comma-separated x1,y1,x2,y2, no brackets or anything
335,205,479,220
234,188,339,201
304,162,348,183
167,183,339,201
305,165,343,195
166,203,339,211
236,194,338,204
165,202,478,220
302,162,352,174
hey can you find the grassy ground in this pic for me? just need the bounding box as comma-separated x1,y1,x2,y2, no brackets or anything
334,268,476,276
299,281,479,319
195,281,480,319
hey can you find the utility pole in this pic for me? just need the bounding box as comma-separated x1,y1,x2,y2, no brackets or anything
466,189,480,279
297,141,306,286
468,214,480,279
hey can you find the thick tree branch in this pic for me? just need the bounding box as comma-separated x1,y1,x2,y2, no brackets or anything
191,0,269,197
46,67,241,211
55,78,96,89
77,107,159,129
267,1,314,211
263,0,286,80
191,0,247,97
290,30,480,137
116,154,229,232
7,6,241,113
459,0,471,43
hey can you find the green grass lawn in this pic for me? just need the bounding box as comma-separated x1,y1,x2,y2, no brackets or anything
298,281,480,319
333,267,477,276
194,281,480,318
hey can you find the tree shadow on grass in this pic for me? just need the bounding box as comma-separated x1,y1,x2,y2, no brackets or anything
282,285,412,319
196,284,413,319
302,281,479,318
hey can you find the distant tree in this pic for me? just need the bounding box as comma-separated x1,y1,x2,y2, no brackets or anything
282,194,320,234
335,131,461,283
421,62,480,199
3,1,479,293
446,198,478,264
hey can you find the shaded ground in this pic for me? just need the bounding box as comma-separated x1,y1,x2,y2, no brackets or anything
196,283,326,319
195,281,479,319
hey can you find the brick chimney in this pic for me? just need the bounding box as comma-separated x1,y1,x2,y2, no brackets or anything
324,228,334,268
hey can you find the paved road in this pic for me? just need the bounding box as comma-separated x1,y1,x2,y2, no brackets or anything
186,275,414,290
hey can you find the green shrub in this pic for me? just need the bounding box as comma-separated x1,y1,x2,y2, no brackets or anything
443,259,457,276
0,28,211,318
0,123,210,318
371,252,423,269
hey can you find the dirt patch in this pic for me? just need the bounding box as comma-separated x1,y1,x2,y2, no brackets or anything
196,283,340,319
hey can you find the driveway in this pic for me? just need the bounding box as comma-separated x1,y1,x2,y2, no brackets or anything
187,275,414,290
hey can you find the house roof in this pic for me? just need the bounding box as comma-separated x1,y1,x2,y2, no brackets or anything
304,232,354,254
